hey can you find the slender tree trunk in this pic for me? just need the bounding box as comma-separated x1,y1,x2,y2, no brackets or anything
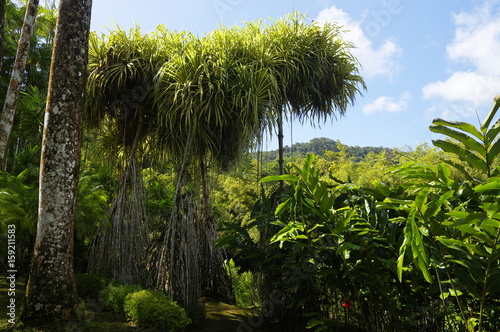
277,107,284,176
21,0,92,325
0,0,39,168
0,0,6,78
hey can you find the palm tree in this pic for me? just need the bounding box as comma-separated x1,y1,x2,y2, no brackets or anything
0,0,39,167
7,86,45,171
21,0,92,324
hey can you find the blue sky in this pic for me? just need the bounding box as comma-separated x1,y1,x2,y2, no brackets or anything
86,0,500,150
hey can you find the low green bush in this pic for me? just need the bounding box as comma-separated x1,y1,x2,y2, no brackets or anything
124,289,191,331
99,283,142,313
75,273,111,299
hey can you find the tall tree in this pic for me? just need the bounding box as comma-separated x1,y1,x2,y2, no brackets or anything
266,13,365,175
0,0,39,167
149,26,276,308
0,2,56,172
85,27,173,285
20,0,92,325
0,0,6,77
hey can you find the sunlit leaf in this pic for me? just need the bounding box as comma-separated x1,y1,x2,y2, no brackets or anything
430,124,485,156
275,198,291,216
432,140,487,173
261,174,299,183
481,218,500,229
432,118,484,141
474,179,500,193
485,119,500,146
480,93,500,132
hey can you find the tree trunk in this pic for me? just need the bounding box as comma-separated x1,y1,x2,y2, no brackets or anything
197,157,235,304
89,157,149,285
88,117,149,285
0,0,6,78
277,108,284,176
147,131,202,310
20,0,92,325
0,0,39,168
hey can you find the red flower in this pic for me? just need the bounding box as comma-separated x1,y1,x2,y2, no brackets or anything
342,298,352,308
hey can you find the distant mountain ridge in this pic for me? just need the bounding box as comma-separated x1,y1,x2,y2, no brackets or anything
257,137,392,162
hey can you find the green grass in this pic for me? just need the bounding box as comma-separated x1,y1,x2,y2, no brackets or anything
1,275,277,331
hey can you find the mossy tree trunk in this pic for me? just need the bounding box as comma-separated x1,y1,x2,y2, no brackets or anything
20,0,92,325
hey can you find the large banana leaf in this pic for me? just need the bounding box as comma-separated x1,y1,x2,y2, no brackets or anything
432,139,487,173
429,124,485,156
431,119,484,141
431,93,500,179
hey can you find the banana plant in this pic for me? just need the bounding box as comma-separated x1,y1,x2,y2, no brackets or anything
430,93,500,179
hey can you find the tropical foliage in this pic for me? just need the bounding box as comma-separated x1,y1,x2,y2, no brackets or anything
1,4,499,330
217,94,500,331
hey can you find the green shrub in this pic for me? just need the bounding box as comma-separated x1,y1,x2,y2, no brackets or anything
124,289,191,331
75,273,111,299
99,283,142,313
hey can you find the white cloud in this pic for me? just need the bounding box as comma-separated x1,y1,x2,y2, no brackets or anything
422,2,500,116
363,91,411,115
316,6,402,78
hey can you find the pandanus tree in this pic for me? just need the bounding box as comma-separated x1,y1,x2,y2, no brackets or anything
266,13,365,175
248,13,365,327
85,26,173,284
148,26,277,308
84,15,364,310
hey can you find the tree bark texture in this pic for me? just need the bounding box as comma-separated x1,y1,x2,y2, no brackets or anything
88,158,150,285
88,110,150,285
197,158,235,304
21,0,92,324
0,0,39,167
146,132,201,309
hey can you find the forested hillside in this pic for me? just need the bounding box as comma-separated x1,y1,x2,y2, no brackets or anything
258,137,393,163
